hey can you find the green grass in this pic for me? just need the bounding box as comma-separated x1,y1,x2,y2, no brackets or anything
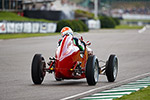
115,25,143,29
0,11,54,22
124,19,150,23
0,33,59,39
114,86,150,100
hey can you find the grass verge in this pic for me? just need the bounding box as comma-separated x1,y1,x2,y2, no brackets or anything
115,25,143,29
0,33,59,40
124,19,150,23
114,86,150,100
0,11,54,22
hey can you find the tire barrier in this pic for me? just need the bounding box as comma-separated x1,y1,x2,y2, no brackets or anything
0,21,57,34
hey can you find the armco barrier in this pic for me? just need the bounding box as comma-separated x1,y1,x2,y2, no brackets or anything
23,22,32,33
15,22,23,33
32,23,40,33
0,22,6,33
7,22,15,33
0,21,57,34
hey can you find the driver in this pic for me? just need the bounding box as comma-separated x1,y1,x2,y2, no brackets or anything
58,26,85,51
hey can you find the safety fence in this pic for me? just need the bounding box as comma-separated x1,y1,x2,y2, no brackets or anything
0,21,57,34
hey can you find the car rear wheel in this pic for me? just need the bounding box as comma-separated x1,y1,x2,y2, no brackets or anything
31,54,46,84
86,55,99,86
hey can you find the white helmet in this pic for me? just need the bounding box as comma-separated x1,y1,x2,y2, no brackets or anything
60,27,73,37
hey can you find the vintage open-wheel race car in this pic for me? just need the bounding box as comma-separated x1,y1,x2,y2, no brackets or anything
31,34,118,86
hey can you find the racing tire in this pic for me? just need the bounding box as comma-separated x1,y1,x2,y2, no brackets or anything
106,55,118,82
31,54,46,84
86,55,99,86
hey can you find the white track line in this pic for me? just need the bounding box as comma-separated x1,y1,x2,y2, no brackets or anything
138,25,150,33
60,72,150,100
138,26,146,33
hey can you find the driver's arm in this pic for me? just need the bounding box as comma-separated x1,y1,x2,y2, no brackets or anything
73,37,84,51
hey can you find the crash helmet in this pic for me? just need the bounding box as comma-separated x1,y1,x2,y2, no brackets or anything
60,27,73,37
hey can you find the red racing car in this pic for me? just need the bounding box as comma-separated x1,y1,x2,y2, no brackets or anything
31,34,118,86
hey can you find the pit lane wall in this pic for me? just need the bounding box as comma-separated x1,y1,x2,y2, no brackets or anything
0,21,57,34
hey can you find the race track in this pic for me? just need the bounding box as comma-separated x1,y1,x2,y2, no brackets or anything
0,29,150,100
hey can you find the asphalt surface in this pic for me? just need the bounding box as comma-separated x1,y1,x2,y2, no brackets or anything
0,29,150,100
